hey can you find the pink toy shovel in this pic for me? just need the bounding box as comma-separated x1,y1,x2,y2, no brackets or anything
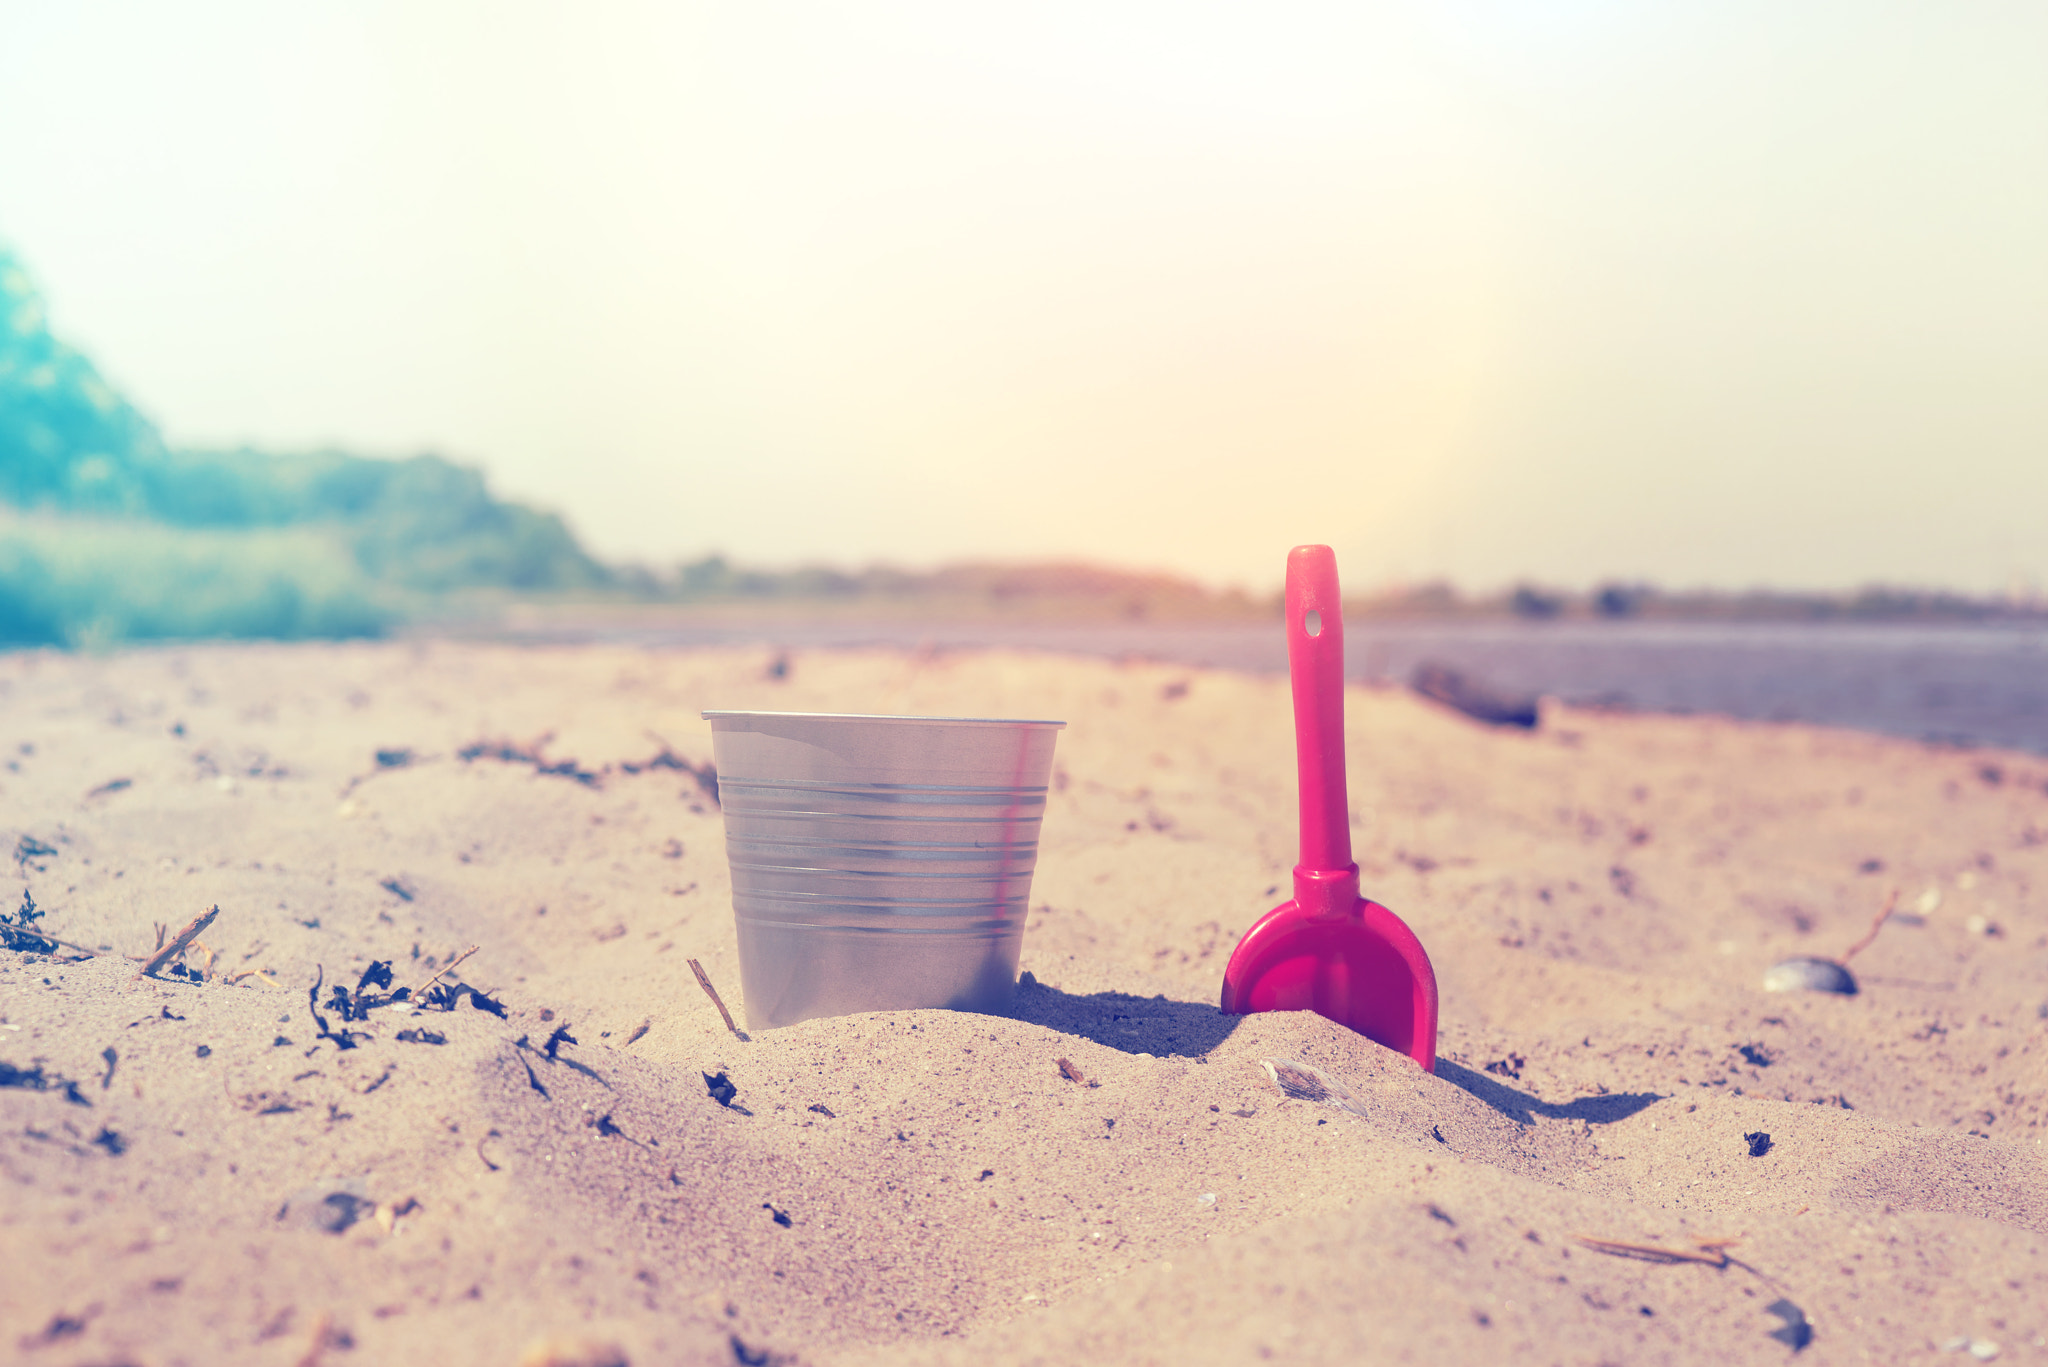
1219,545,1439,1070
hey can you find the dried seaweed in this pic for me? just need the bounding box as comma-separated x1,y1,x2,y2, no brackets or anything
514,1032,606,1086
19,1310,92,1348
326,984,369,1022
457,735,603,788
703,1071,738,1107
0,1060,91,1106
1,887,56,953
1766,1298,1813,1351
620,734,720,806
306,966,363,1050
13,835,56,872
0,887,96,960
543,1024,578,1059
729,1334,792,1367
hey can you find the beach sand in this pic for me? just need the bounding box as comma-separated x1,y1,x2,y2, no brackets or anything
2,640,2044,1365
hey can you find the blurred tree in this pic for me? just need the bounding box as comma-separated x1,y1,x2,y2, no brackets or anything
1509,584,1565,619
0,243,610,644
0,248,165,513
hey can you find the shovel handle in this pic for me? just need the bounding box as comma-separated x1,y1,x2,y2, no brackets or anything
1287,545,1352,875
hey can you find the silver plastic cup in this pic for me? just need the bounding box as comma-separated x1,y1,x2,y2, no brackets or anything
702,710,1065,1029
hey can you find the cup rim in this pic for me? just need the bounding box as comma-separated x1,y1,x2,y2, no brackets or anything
703,709,1065,729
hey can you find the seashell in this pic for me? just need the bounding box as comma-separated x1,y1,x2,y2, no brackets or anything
1762,956,1857,995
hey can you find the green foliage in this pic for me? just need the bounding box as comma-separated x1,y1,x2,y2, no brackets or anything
646,555,1262,621
0,512,391,647
0,244,609,644
0,252,165,515
146,448,612,593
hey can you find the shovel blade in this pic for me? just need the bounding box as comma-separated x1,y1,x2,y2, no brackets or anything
1220,898,1439,1071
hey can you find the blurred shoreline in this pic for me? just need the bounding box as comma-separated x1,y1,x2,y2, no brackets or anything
414,603,2048,757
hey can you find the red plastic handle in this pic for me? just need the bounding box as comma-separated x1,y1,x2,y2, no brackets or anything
1287,545,1351,876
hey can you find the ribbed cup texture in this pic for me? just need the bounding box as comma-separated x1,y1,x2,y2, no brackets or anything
704,712,1063,1028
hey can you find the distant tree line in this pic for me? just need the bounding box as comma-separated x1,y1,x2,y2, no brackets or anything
1352,579,2041,623
611,554,1263,622
0,246,605,645
3,242,2036,646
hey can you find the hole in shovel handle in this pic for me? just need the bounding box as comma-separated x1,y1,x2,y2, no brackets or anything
1304,609,1323,638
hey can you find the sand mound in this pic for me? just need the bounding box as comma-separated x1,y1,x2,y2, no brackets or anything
2,641,2044,1364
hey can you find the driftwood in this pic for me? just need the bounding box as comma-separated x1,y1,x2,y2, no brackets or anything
137,906,220,979
1410,662,1540,729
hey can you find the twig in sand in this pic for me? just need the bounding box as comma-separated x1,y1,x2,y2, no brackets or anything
6,925,97,957
409,945,479,1004
1,889,96,958
294,1311,339,1367
1574,1232,1791,1297
34,932,100,959
138,906,220,979
1837,887,1900,965
688,958,746,1039
1571,1232,1733,1267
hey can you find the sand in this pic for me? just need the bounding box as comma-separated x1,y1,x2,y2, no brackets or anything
1,639,2044,1365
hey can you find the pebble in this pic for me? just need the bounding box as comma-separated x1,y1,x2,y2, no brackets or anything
1762,957,1857,995
518,1338,629,1367
277,1179,374,1234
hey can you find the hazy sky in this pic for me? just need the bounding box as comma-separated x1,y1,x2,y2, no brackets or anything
3,2,2045,592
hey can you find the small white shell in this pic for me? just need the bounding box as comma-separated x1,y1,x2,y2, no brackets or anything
1762,956,1858,995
